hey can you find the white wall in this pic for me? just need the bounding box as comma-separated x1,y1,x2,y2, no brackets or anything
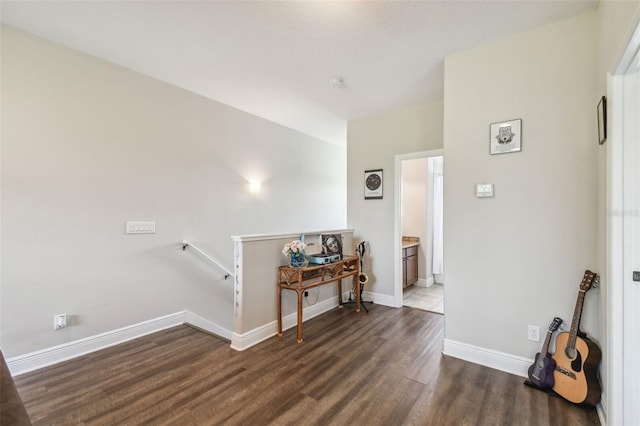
443,11,598,359
347,101,443,300
401,158,428,282
0,26,346,357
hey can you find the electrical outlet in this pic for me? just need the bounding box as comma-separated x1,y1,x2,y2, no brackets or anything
304,291,309,297
528,325,540,342
54,313,67,330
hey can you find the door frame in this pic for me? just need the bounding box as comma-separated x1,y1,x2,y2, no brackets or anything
607,17,640,426
393,149,443,308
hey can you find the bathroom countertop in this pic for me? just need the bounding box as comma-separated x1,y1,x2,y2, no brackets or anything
402,242,419,248
402,236,420,249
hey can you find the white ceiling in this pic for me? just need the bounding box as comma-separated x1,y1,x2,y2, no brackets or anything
1,1,597,146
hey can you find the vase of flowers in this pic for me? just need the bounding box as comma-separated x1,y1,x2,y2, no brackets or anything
282,239,308,268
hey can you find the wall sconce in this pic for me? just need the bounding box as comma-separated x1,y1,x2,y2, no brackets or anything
248,181,261,195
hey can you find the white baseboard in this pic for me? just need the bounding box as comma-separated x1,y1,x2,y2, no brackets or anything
414,278,428,288
362,290,395,307
7,311,232,376
597,392,607,426
443,338,531,378
185,311,233,341
231,294,343,351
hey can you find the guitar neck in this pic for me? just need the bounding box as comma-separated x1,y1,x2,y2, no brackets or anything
568,290,586,349
541,329,554,356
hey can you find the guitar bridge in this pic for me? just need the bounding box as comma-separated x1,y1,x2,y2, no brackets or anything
556,366,576,379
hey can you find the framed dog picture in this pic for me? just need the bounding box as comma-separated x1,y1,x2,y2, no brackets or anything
364,169,383,199
490,119,522,155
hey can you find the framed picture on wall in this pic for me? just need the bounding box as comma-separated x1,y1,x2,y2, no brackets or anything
597,96,607,145
490,119,522,155
364,169,383,199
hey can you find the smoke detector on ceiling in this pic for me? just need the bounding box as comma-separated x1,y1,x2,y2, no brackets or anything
328,77,345,89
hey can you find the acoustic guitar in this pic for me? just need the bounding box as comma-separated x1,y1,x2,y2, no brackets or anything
527,317,563,389
552,270,601,405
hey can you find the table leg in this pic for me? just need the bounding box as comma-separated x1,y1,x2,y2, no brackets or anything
337,279,343,308
297,289,304,343
277,284,283,337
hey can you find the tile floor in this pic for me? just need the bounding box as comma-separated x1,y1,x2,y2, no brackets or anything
403,283,444,314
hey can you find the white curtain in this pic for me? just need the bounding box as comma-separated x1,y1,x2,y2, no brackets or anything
432,172,444,275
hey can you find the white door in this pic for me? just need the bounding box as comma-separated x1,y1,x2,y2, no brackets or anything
608,43,640,426
622,57,640,426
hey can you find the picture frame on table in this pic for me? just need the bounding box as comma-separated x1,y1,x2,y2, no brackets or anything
321,234,343,257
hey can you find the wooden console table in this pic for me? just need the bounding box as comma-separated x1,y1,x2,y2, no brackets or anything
277,256,360,343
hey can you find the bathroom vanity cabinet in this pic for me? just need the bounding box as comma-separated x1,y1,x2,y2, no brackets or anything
402,245,418,288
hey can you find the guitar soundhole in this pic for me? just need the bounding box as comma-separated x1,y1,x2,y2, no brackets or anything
571,351,582,373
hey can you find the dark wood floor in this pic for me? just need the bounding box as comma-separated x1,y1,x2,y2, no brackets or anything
14,305,600,425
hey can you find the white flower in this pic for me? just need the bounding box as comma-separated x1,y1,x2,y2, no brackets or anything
282,239,307,257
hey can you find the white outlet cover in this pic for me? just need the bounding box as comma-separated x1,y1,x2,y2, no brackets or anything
527,325,540,342
54,313,67,330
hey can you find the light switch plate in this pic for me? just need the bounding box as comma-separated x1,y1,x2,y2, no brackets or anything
126,221,156,234
476,183,494,198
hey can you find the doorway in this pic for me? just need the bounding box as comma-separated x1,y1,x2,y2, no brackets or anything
393,149,444,312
